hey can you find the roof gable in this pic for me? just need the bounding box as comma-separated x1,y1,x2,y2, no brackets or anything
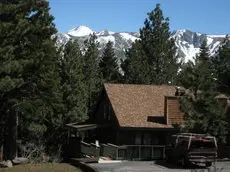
104,83,177,128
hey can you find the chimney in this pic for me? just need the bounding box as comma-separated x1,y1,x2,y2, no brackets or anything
175,86,185,96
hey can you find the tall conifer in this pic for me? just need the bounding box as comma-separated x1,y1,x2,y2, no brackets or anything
60,40,88,123
212,37,230,95
121,4,180,84
99,41,121,83
179,41,228,142
0,0,62,159
83,34,103,116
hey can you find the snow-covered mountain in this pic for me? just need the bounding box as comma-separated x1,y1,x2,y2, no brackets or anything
68,26,94,37
56,25,228,63
172,30,227,62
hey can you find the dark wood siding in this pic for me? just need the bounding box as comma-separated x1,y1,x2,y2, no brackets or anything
93,92,119,126
118,130,168,145
93,91,120,144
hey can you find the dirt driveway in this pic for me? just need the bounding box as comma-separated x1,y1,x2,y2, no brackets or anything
89,160,230,172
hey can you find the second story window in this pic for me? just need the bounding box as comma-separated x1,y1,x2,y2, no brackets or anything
104,104,111,121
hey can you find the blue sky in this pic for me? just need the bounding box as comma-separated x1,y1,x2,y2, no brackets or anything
49,0,230,35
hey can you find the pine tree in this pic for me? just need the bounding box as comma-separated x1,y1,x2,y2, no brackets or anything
179,40,228,142
121,4,180,84
212,36,230,95
0,0,62,159
99,41,121,83
83,34,103,116
60,40,88,123
121,41,149,84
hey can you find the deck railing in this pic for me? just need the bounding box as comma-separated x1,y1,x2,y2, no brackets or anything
102,143,127,160
120,145,165,160
80,141,165,160
81,141,100,157
101,144,165,160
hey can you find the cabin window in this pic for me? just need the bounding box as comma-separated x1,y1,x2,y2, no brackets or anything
135,133,142,145
143,133,151,145
103,104,111,121
152,136,159,145
108,105,111,121
103,105,107,119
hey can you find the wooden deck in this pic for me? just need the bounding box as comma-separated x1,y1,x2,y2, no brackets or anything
80,141,165,160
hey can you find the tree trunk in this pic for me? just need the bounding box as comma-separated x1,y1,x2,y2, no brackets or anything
3,112,17,160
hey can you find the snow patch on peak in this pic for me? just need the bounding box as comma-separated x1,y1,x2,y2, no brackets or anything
208,35,227,38
173,29,202,38
96,35,115,45
109,31,115,35
96,30,115,36
96,30,108,36
196,32,202,36
174,29,187,35
176,41,200,63
173,30,187,39
206,37,213,46
68,25,94,37
62,33,70,39
209,41,221,56
119,33,138,42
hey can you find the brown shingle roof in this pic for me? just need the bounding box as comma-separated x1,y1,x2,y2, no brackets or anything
104,83,177,128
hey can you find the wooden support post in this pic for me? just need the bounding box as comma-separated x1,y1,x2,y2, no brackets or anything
139,146,141,160
152,146,154,159
0,145,3,161
67,129,70,145
16,112,18,158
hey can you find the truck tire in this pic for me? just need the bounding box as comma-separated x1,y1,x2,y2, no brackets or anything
165,155,171,163
165,151,170,163
181,157,189,168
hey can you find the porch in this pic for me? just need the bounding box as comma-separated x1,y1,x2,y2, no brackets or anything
65,123,172,160
80,141,165,160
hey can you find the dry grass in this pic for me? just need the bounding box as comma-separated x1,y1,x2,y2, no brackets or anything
0,163,81,172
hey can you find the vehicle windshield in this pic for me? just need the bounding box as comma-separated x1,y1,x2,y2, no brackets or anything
190,139,215,149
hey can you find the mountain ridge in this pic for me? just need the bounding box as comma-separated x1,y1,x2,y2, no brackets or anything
56,25,229,63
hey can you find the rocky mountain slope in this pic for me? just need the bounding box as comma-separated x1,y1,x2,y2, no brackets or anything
56,25,228,63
